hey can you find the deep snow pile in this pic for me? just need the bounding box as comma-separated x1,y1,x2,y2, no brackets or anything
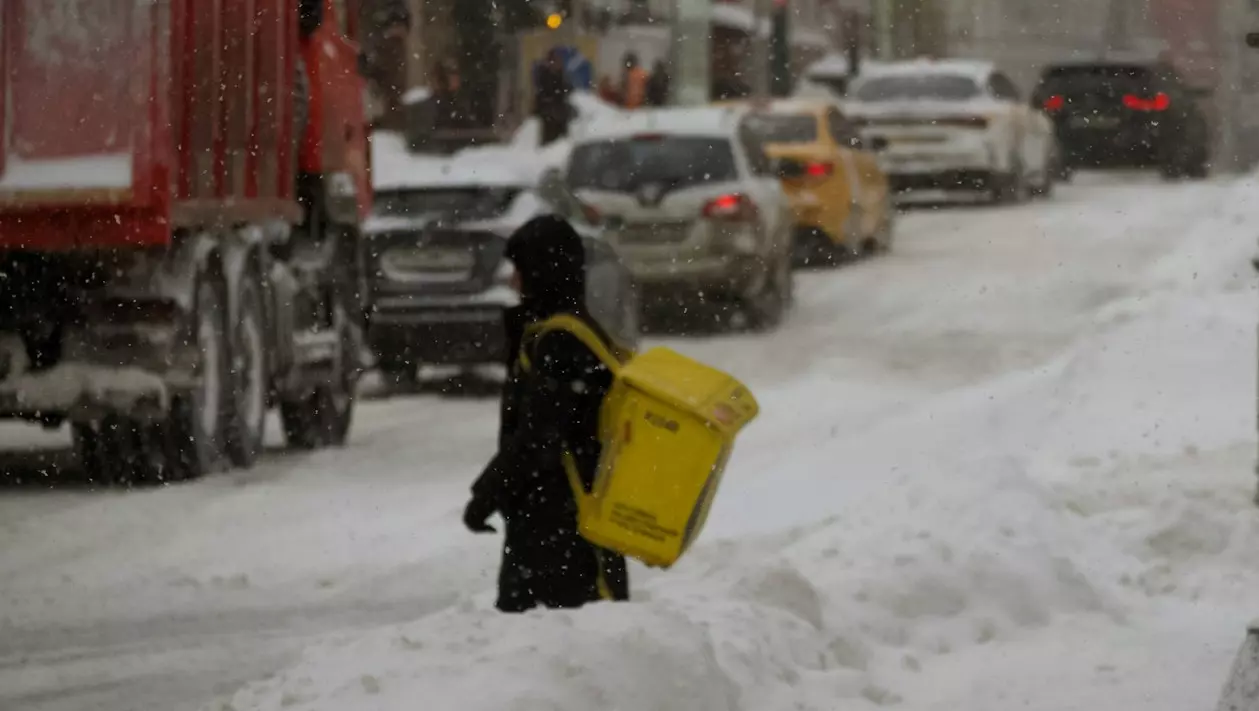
216,178,1259,711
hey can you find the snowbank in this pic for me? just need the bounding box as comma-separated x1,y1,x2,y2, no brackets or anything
214,176,1259,711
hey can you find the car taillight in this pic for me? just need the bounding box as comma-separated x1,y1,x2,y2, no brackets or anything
1122,92,1170,111
805,161,834,178
702,193,759,222
1043,94,1065,111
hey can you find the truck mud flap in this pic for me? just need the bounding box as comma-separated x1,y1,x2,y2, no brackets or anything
1217,623,1259,711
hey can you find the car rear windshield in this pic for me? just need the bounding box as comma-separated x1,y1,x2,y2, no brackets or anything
372,187,520,221
568,137,739,193
1040,65,1158,93
852,74,981,102
743,113,820,143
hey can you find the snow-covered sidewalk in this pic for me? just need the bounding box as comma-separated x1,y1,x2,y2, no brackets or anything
1,175,1254,711
211,177,1259,711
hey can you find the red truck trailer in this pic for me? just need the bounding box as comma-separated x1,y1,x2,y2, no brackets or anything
0,0,372,483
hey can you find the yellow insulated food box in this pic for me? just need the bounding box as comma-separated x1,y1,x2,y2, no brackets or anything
573,346,760,569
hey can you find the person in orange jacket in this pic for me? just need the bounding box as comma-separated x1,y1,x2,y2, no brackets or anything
620,52,650,109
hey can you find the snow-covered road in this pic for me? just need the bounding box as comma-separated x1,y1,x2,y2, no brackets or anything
2,174,1257,711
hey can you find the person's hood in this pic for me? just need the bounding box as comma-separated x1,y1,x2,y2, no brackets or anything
504,215,586,318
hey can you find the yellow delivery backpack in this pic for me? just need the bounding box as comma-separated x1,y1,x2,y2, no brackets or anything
520,314,759,569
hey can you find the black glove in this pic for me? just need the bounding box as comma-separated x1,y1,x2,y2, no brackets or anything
463,496,497,534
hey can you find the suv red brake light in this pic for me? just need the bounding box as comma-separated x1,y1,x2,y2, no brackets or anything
1043,94,1065,111
1122,92,1170,111
702,193,759,222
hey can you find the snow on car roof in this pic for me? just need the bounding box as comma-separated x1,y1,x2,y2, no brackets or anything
371,131,535,192
807,53,852,78
719,96,837,116
858,58,995,82
576,106,746,142
759,97,836,114
711,3,757,33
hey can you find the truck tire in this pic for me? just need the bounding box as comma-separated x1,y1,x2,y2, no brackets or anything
71,275,231,485
73,417,179,487
226,268,269,468
74,420,139,486
281,309,355,449
169,272,232,479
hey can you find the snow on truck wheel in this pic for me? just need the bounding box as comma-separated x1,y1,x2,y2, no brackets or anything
164,271,233,481
280,306,356,450
226,267,269,469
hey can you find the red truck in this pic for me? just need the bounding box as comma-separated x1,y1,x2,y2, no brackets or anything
0,0,371,483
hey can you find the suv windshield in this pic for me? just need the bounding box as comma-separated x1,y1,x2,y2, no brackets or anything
568,137,739,193
743,113,820,144
853,74,981,102
372,187,521,221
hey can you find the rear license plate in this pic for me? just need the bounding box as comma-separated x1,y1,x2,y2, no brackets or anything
618,223,692,245
891,135,946,144
383,247,475,275
1070,116,1120,129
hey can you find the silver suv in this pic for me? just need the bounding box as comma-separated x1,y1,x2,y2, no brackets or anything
566,107,797,329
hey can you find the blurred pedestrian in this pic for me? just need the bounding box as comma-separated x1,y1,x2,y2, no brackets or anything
646,60,670,107
464,216,631,613
712,72,752,102
432,59,467,129
534,48,573,145
620,51,650,109
361,0,412,120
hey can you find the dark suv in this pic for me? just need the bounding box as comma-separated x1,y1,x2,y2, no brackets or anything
1032,59,1211,179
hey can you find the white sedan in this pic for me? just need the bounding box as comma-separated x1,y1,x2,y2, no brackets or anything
845,59,1057,204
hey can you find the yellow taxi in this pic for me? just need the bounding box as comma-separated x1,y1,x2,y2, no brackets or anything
733,98,895,266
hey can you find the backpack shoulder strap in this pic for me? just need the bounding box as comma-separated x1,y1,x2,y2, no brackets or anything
520,314,627,375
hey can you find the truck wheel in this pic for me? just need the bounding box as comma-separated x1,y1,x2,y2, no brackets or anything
73,418,178,487
169,274,231,479
74,421,130,486
281,311,356,449
226,269,269,468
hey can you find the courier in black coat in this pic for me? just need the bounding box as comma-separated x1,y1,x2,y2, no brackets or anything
464,216,630,613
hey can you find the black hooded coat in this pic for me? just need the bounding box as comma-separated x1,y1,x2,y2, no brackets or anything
465,216,630,613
